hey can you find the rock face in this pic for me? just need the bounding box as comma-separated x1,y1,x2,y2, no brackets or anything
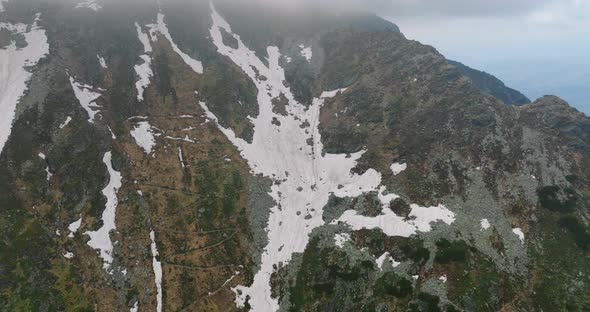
1,1,590,311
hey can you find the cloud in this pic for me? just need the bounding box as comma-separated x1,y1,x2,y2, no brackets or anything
364,0,554,18
527,0,590,26
217,0,553,17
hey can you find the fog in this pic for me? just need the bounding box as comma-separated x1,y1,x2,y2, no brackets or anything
7,0,590,112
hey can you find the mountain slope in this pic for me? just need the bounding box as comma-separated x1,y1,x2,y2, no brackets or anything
0,0,589,311
448,60,531,106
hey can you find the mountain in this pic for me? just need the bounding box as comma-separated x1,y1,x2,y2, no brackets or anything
448,60,531,106
1,0,590,311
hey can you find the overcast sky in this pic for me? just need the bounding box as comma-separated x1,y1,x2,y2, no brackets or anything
378,0,590,113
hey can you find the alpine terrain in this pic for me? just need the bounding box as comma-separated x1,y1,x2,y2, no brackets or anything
1,0,590,311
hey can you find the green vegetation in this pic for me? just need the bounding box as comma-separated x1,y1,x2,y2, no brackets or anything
447,254,510,311
196,162,244,227
321,122,367,154
220,28,239,49
48,261,92,312
409,293,441,312
374,272,413,298
399,237,430,264
345,86,384,124
288,238,377,311
528,211,590,311
559,215,590,250
434,239,470,264
154,53,178,103
200,61,258,142
537,185,577,213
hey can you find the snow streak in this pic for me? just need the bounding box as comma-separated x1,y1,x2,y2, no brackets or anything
150,230,163,312
85,152,122,273
148,13,203,74
134,23,153,102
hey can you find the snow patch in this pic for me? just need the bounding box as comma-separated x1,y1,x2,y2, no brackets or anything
59,116,72,129
334,233,350,248
85,152,122,273
131,121,156,154
335,202,454,237
97,55,107,69
165,135,195,143
68,216,82,238
44,166,52,181
38,152,52,180
178,147,185,168
480,218,490,230
512,228,525,243
409,203,455,232
299,44,312,62
390,162,407,175
376,252,400,270
148,13,203,74
150,230,163,312
107,126,116,139
75,0,101,11
69,76,103,123
0,14,49,154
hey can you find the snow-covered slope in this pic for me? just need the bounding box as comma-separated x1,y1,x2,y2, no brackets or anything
0,14,49,153
205,4,454,310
